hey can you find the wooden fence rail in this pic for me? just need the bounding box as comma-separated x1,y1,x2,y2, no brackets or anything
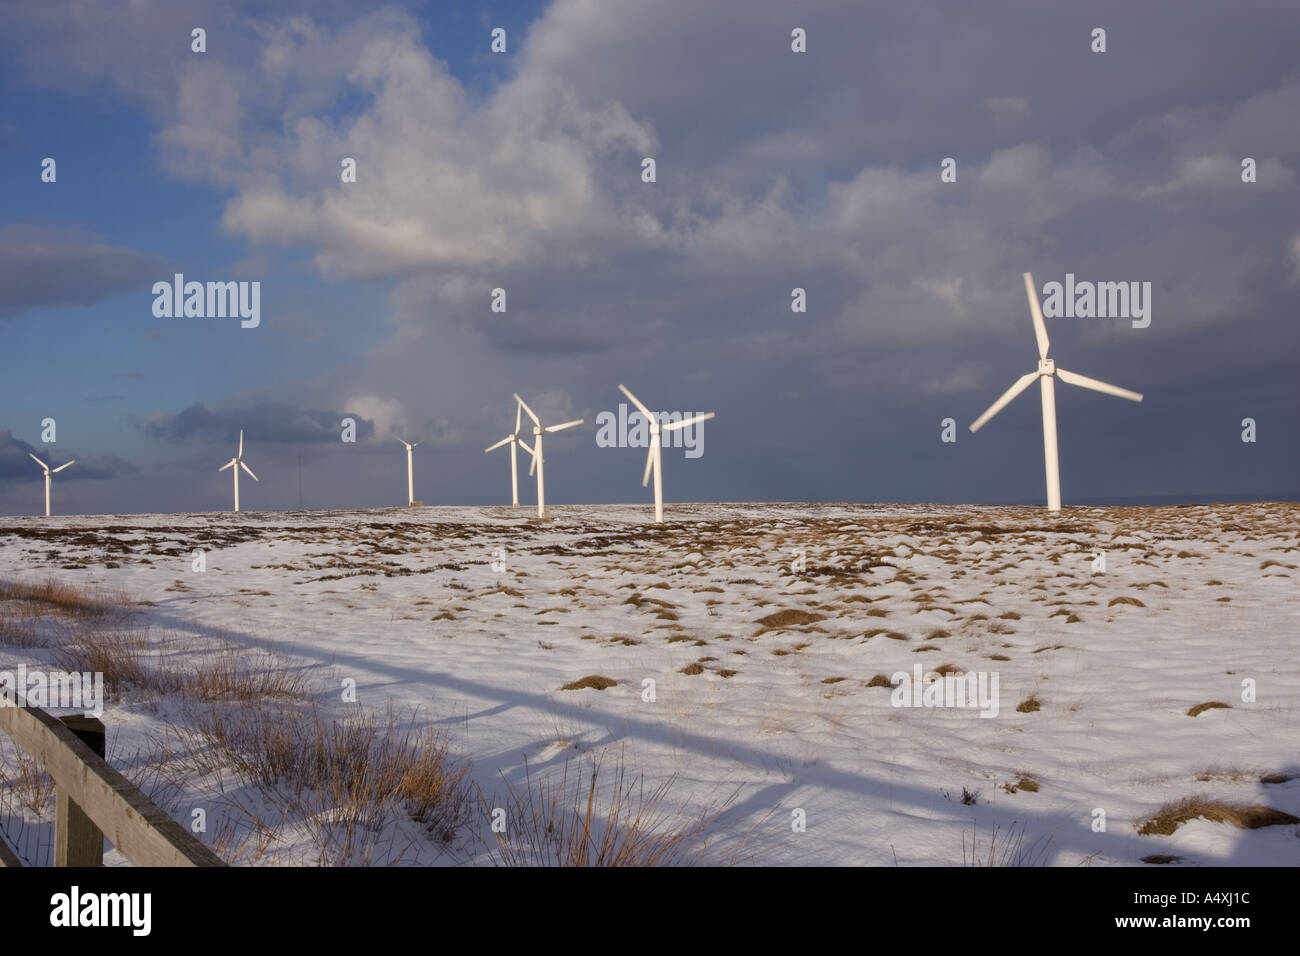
0,703,225,867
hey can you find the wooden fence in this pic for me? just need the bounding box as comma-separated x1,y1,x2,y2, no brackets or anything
0,703,225,867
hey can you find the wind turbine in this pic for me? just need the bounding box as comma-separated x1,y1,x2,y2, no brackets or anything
484,403,530,508
394,436,420,506
29,454,74,517
969,272,1143,512
513,394,582,518
218,430,259,512
617,384,715,523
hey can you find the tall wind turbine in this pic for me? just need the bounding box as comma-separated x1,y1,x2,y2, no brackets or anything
484,403,530,508
218,430,259,512
513,394,582,518
394,436,420,506
969,272,1143,512
29,454,74,517
617,384,715,523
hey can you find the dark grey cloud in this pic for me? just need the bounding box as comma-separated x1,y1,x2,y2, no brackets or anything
140,402,377,445
0,226,170,320
0,427,132,481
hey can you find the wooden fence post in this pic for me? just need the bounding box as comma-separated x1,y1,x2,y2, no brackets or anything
54,715,105,867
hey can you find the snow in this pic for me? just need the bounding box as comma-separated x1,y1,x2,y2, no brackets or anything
1,501,1297,865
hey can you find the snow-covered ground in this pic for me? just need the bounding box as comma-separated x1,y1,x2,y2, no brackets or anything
1,501,1297,865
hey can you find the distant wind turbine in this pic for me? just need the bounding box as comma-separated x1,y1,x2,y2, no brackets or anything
969,272,1143,512
484,403,529,508
617,384,715,523
218,430,258,512
394,436,421,506
29,453,74,517
513,394,583,518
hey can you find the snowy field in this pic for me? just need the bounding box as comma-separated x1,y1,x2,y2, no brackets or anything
1,501,1297,866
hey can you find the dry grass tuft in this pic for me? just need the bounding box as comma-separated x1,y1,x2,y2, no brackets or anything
962,819,1052,867
1260,772,1296,785
486,754,741,867
175,702,471,860
1186,701,1231,717
561,675,618,691
755,609,824,629
1016,694,1042,714
1001,775,1040,794
1108,596,1145,608
1137,796,1300,836
866,673,893,688
179,650,311,702
52,629,152,700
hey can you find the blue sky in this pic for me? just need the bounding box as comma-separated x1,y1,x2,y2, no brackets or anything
1,0,1297,515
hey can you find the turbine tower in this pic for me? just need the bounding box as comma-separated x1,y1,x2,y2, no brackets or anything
485,403,529,508
29,454,74,517
394,436,420,506
617,384,715,523
513,394,582,518
218,430,259,512
969,272,1143,512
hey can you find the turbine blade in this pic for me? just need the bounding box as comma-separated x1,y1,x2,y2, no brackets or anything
485,436,511,453
1056,368,1144,403
240,461,259,481
52,460,75,473
662,412,715,432
529,450,538,476
515,403,522,434
969,371,1039,433
219,459,236,472
513,394,540,426
642,446,654,487
618,384,654,421
1024,272,1050,360
28,453,48,470
395,436,408,447
544,419,584,433
517,438,535,457
238,430,244,457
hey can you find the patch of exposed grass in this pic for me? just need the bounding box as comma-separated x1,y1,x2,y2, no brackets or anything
1137,797,1300,836
753,609,825,634
1108,596,1145,608
1016,694,1042,714
1186,701,1231,717
866,674,893,688
561,675,618,691
1001,775,1040,794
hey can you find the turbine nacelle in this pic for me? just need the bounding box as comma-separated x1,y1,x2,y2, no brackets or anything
1038,358,1055,376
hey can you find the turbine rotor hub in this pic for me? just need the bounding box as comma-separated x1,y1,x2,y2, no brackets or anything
1038,358,1055,375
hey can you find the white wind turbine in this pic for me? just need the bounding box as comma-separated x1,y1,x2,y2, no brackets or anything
29,453,74,517
513,394,582,518
484,403,530,508
969,272,1143,512
617,384,715,523
394,436,420,506
218,430,259,512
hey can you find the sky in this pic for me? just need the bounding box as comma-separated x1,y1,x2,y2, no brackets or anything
1,0,1297,515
